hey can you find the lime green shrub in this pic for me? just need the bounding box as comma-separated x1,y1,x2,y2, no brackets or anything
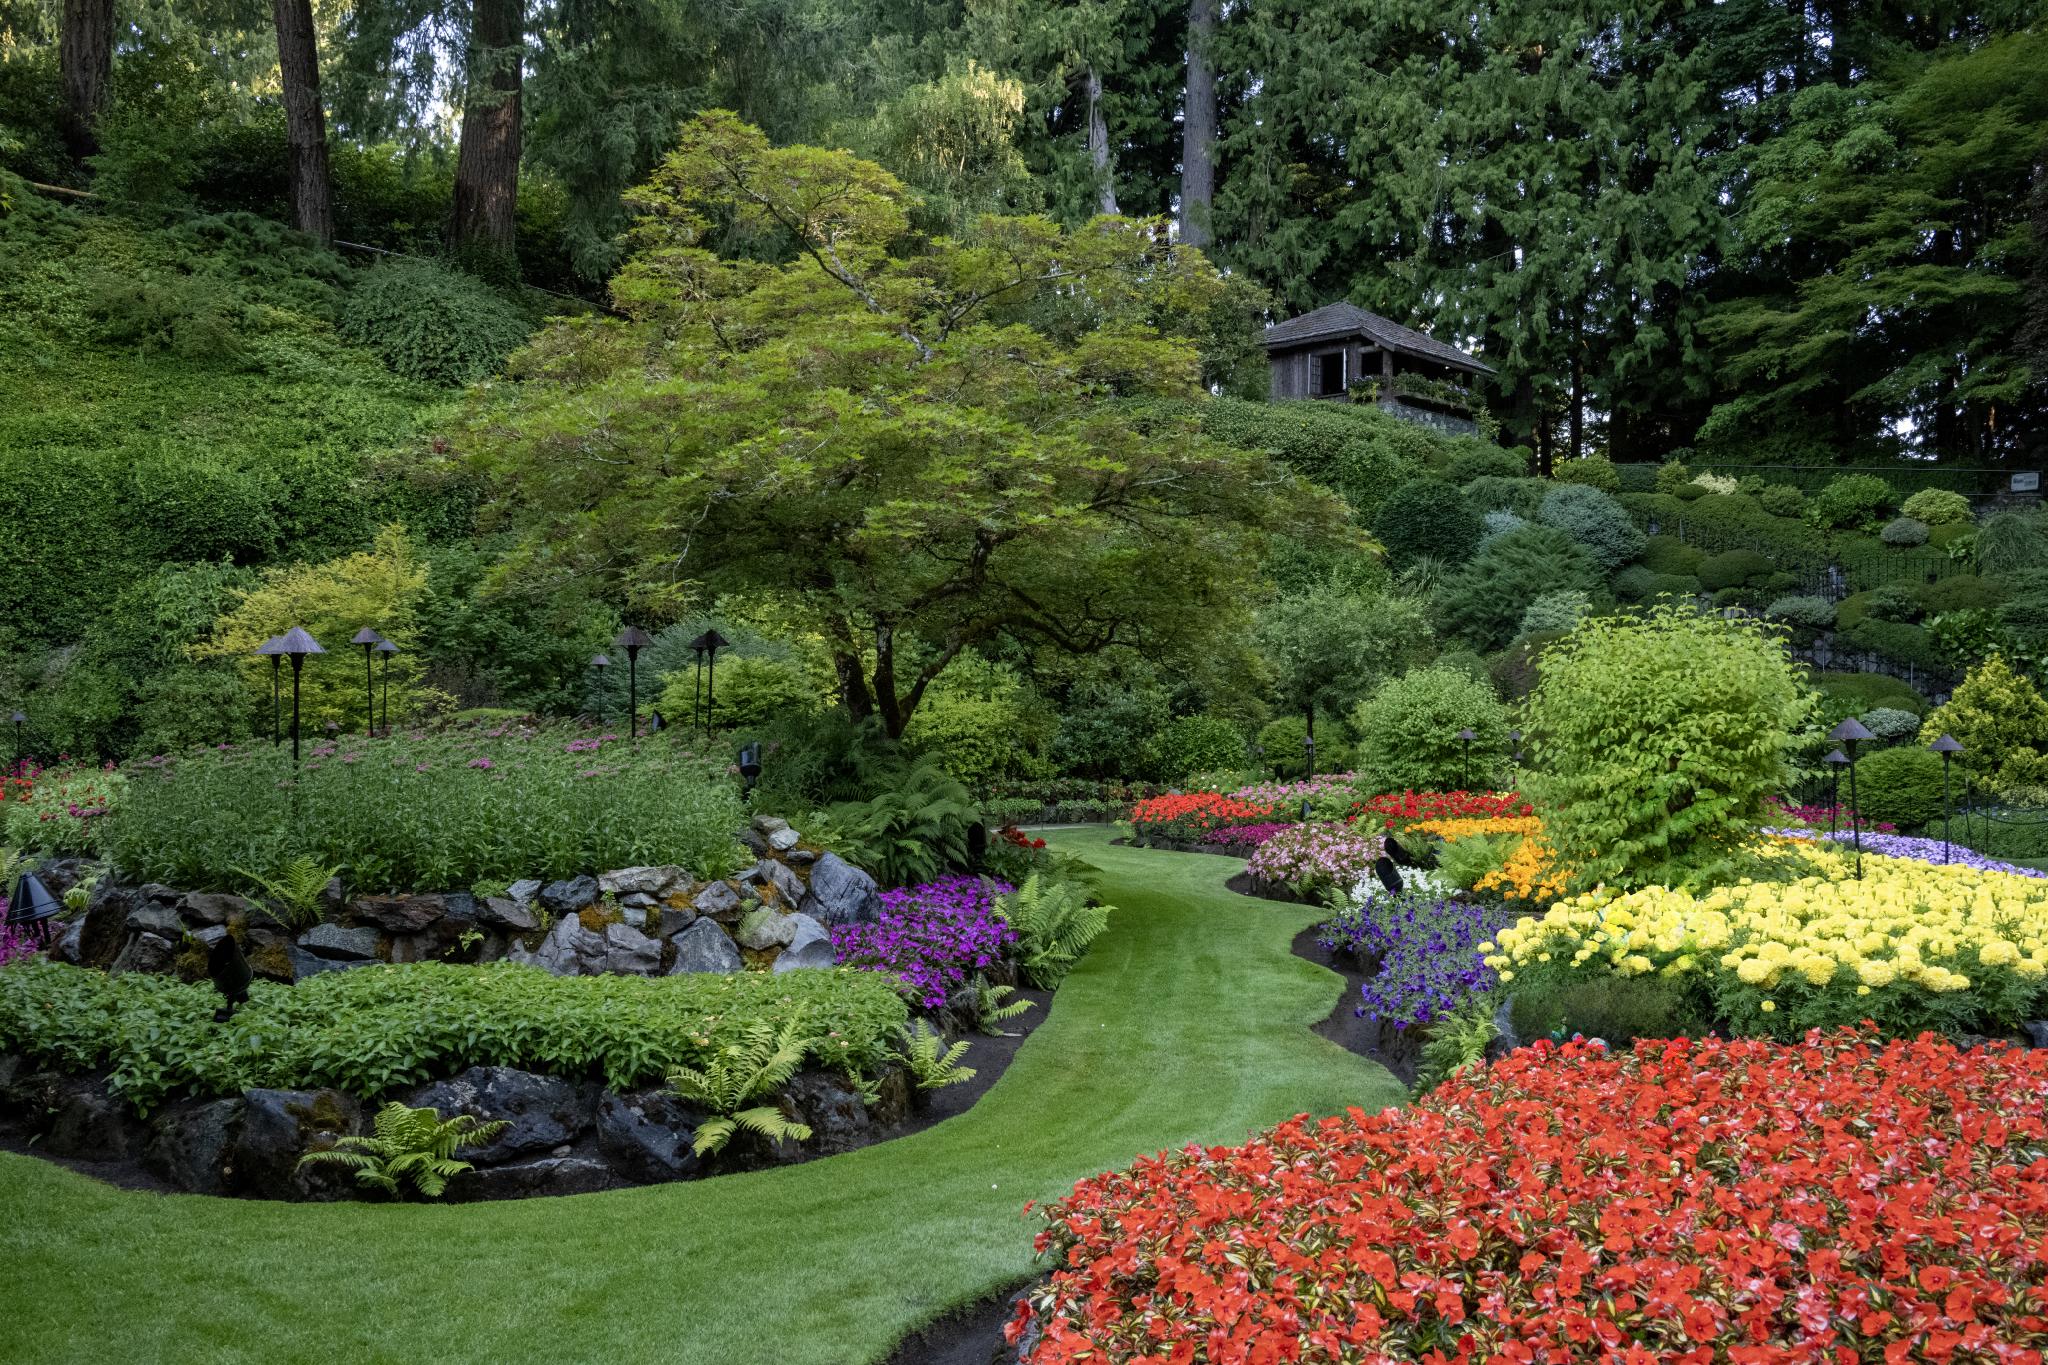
1654,460,1693,494
1900,488,1972,527
1806,473,1896,531
1919,656,2048,795
660,655,818,733
338,259,535,387
1350,666,1513,793
1759,484,1805,517
1551,455,1621,493
1523,603,1807,890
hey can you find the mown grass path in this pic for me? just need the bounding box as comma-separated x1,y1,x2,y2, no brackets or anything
0,828,1403,1364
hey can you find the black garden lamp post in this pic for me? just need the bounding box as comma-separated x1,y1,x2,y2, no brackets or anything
4,870,62,946
1303,722,1316,779
1508,729,1523,770
589,653,611,727
615,627,653,739
737,742,763,800
1456,728,1477,791
1823,749,1849,837
1829,717,1874,879
1930,734,1964,864
375,639,398,734
255,635,287,745
351,629,384,735
277,627,327,766
9,710,23,780
648,708,665,734
689,629,731,734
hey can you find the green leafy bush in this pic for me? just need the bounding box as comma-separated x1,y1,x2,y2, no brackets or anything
1653,460,1693,494
903,682,1050,788
1865,585,1925,623
1976,512,2048,575
1518,590,1590,638
1445,445,1527,484
1919,656,2048,795
1373,479,1482,569
1759,484,1805,518
1614,463,1660,493
1641,535,1705,577
1148,715,1249,781
1806,473,1896,531
107,731,748,892
1613,567,1700,604
1523,603,1807,891
1437,525,1601,652
1919,575,2004,616
1812,671,1928,721
1550,455,1620,493
828,758,980,886
1350,666,1514,792
1851,745,1947,829
1697,549,1776,592
1838,619,1941,672
1881,516,1930,547
1050,682,1169,779
1460,475,1549,517
0,959,907,1115
999,872,1112,988
1900,488,1972,527
659,655,817,733
1195,397,1433,519
1766,595,1835,630
1535,484,1645,571
1857,707,1923,746
338,259,535,388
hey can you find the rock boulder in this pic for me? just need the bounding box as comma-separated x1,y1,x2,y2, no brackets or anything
798,853,882,927
404,1067,593,1164
668,918,742,975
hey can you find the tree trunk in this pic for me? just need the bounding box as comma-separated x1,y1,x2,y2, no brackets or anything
272,0,334,243
1178,0,1217,248
1084,66,1119,217
450,0,524,258
59,0,114,162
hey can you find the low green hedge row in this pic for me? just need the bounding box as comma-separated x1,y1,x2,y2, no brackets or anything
0,960,910,1116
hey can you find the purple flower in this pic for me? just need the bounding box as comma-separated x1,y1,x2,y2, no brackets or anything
831,875,1017,1009
1317,892,1514,1030
1203,822,1291,847
468,758,494,770
1770,828,2046,879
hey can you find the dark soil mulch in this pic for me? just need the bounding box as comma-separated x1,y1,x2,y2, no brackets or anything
882,1285,1035,1365
1223,869,1320,905
1288,923,1422,1086
0,1133,182,1194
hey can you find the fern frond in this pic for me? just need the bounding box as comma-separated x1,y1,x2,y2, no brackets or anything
898,1019,977,1089
691,1116,737,1157
972,976,1034,1035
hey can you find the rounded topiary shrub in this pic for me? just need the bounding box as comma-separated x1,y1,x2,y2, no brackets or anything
1698,548,1776,592
1480,509,1527,545
1373,479,1483,568
1806,473,1896,531
1765,594,1835,630
1463,476,1549,517
1148,714,1248,781
1551,455,1620,493
1919,574,2003,615
1536,483,1645,571
1653,460,1693,495
1350,665,1513,793
1864,584,1923,623
339,259,535,387
1641,535,1704,577
1900,488,1972,527
1523,602,1807,891
1518,589,1590,638
1445,445,1528,484
660,655,817,732
1614,463,1659,493
1614,567,1700,603
1881,516,1930,547
1850,744,1946,830
1759,483,1805,518
1857,706,1923,746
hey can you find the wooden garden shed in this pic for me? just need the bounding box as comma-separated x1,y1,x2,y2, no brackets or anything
1260,301,1494,435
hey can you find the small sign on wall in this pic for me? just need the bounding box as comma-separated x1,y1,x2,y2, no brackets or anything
2014,471,2042,493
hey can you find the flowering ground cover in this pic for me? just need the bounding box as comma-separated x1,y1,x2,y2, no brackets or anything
831,875,1017,1008
1229,774,1365,805
1200,822,1290,848
1774,827,2046,878
1316,891,1515,1028
1489,843,2048,1038
1019,1028,2048,1364
1128,792,1278,843
1352,789,1533,826
1243,822,1384,894
1764,796,1896,834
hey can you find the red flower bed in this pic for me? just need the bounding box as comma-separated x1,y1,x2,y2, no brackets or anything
1017,1029,2048,1364
1352,789,1533,825
1129,792,1280,843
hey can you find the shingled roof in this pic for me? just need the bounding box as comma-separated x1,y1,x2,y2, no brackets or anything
1259,301,1494,376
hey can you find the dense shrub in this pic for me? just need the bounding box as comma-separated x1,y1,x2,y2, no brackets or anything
1858,705,1923,745
0,960,906,1115
1486,629,1566,700
1478,508,1525,545
1765,594,1835,629
1838,618,1942,672
1881,515,1931,547
1901,487,1973,526
1436,525,1601,652
902,688,1049,788
1612,566,1700,603
1024,1032,2048,1363
1812,670,1928,719
1653,459,1692,494
1921,656,2048,795
1759,482,1805,517
1049,682,1169,779
1852,744,1946,828
1444,444,1526,483
107,731,749,892
1147,714,1248,781
1372,479,1482,568
1919,573,2004,615
1460,475,1548,517
1976,511,2048,575
1350,666,1513,793
1865,583,1925,623
1534,483,1644,571
338,259,536,387
1697,547,1776,591
1524,603,1806,890
1806,472,1896,530
1549,454,1620,493
1517,589,1589,637
659,654,816,733
1640,534,1704,576
1196,397,1436,518
1613,461,1659,492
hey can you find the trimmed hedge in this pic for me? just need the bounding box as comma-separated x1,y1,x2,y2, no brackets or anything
1852,745,1947,830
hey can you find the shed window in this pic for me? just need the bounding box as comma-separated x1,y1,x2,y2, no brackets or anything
1316,351,1346,395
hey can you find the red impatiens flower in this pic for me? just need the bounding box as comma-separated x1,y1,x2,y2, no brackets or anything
1353,789,1534,825
1017,1028,2048,1363
1128,792,1280,842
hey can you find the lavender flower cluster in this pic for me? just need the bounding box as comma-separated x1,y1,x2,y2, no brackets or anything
1229,773,1363,804
1244,823,1385,891
1201,822,1291,848
1317,891,1515,1030
831,875,1017,1009
1771,828,2046,879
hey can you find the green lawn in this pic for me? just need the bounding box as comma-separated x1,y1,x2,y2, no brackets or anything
0,829,1403,1364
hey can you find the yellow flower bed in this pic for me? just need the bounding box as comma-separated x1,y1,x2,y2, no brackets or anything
1412,814,1569,905
1482,844,2048,1035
